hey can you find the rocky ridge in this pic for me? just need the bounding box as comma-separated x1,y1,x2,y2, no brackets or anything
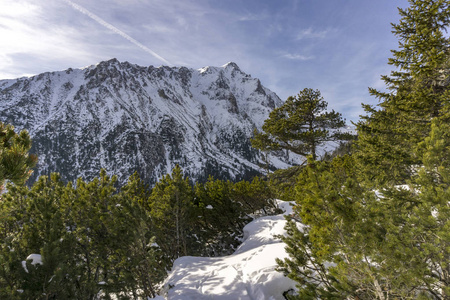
0,59,301,185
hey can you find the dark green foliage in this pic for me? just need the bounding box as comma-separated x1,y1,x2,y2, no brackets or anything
276,220,331,300
148,165,195,260
0,161,278,298
194,177,248,256
146,166,278,258
231,176,279,217
0,122,37,192
350,1,450,293
278,1,450,298
107,172,167,299
0,174,81,299
277,156,386,299
193,176,279,256
252,88,353,160
355,0,450,185
267,165,305,202
279,154,449,298
322,140,354,161
377,119,450,298
143,163,280,259
0,171,165,299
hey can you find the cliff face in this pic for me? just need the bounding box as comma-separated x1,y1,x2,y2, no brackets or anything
0,59,300,185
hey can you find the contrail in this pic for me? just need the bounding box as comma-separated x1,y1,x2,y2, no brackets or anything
63,0,171,66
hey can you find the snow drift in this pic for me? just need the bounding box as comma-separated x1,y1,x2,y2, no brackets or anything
159,200,297,299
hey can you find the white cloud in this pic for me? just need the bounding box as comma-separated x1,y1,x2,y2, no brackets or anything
281,53,314,61
141,24,175,34
0,0,103,78
0,0,39,18
238,13,268,22
296,27,334,40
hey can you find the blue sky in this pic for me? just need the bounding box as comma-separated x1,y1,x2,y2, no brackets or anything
0,0,410,122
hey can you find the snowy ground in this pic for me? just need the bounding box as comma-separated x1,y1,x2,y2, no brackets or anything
157,200,297,300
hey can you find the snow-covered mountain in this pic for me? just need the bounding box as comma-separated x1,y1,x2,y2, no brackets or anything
0,59,301,185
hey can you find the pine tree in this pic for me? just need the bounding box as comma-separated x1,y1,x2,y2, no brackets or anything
0,174,79,299
149,165,195,260
277,1,450,298
276,156,387,299
0,170,169,298
252,88,352,160
373,118,450,298
231,176,278,216
194,177,245,256
116,172,167,298
0,122,37,192
414,119,450,298
352,1,450,295
356,0,450,184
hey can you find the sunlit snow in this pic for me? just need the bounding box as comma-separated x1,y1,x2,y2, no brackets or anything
21,253,43,273
158,200,296,299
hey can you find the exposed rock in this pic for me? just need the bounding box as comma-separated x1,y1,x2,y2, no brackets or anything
0,59,302,185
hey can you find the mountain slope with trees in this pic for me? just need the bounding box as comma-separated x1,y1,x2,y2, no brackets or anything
0,61,302,186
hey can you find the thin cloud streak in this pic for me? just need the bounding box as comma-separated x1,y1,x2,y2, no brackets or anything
296,27,333,40
62,0,172,66
282,53,314,61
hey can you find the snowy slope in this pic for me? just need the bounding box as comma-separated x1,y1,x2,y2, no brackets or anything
159,200,297,300
0,59,304,185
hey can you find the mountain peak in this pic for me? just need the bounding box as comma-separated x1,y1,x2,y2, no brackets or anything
222,62,241,71
95,58,119,67
0,60,295,186
106,58,119,64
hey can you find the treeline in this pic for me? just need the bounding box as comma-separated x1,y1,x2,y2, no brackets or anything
272,0,450,299
0,156,278,299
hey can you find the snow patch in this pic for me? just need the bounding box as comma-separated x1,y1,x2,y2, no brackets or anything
22,253,43,273
160,200,296,299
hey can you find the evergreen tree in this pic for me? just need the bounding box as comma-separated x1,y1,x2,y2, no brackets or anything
414,119,450,298
116,172,166,299
66,170,121,299
356,0,450,184
0,174,79,299
148,165,195,260
0,170,167,299
252,88,352,160
372,118,450,298
0,122,37,192
352,0,450,295
276,156,386,299
193,176,279,256
279,1,450,298
194,177,246,256
231,176,278,217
